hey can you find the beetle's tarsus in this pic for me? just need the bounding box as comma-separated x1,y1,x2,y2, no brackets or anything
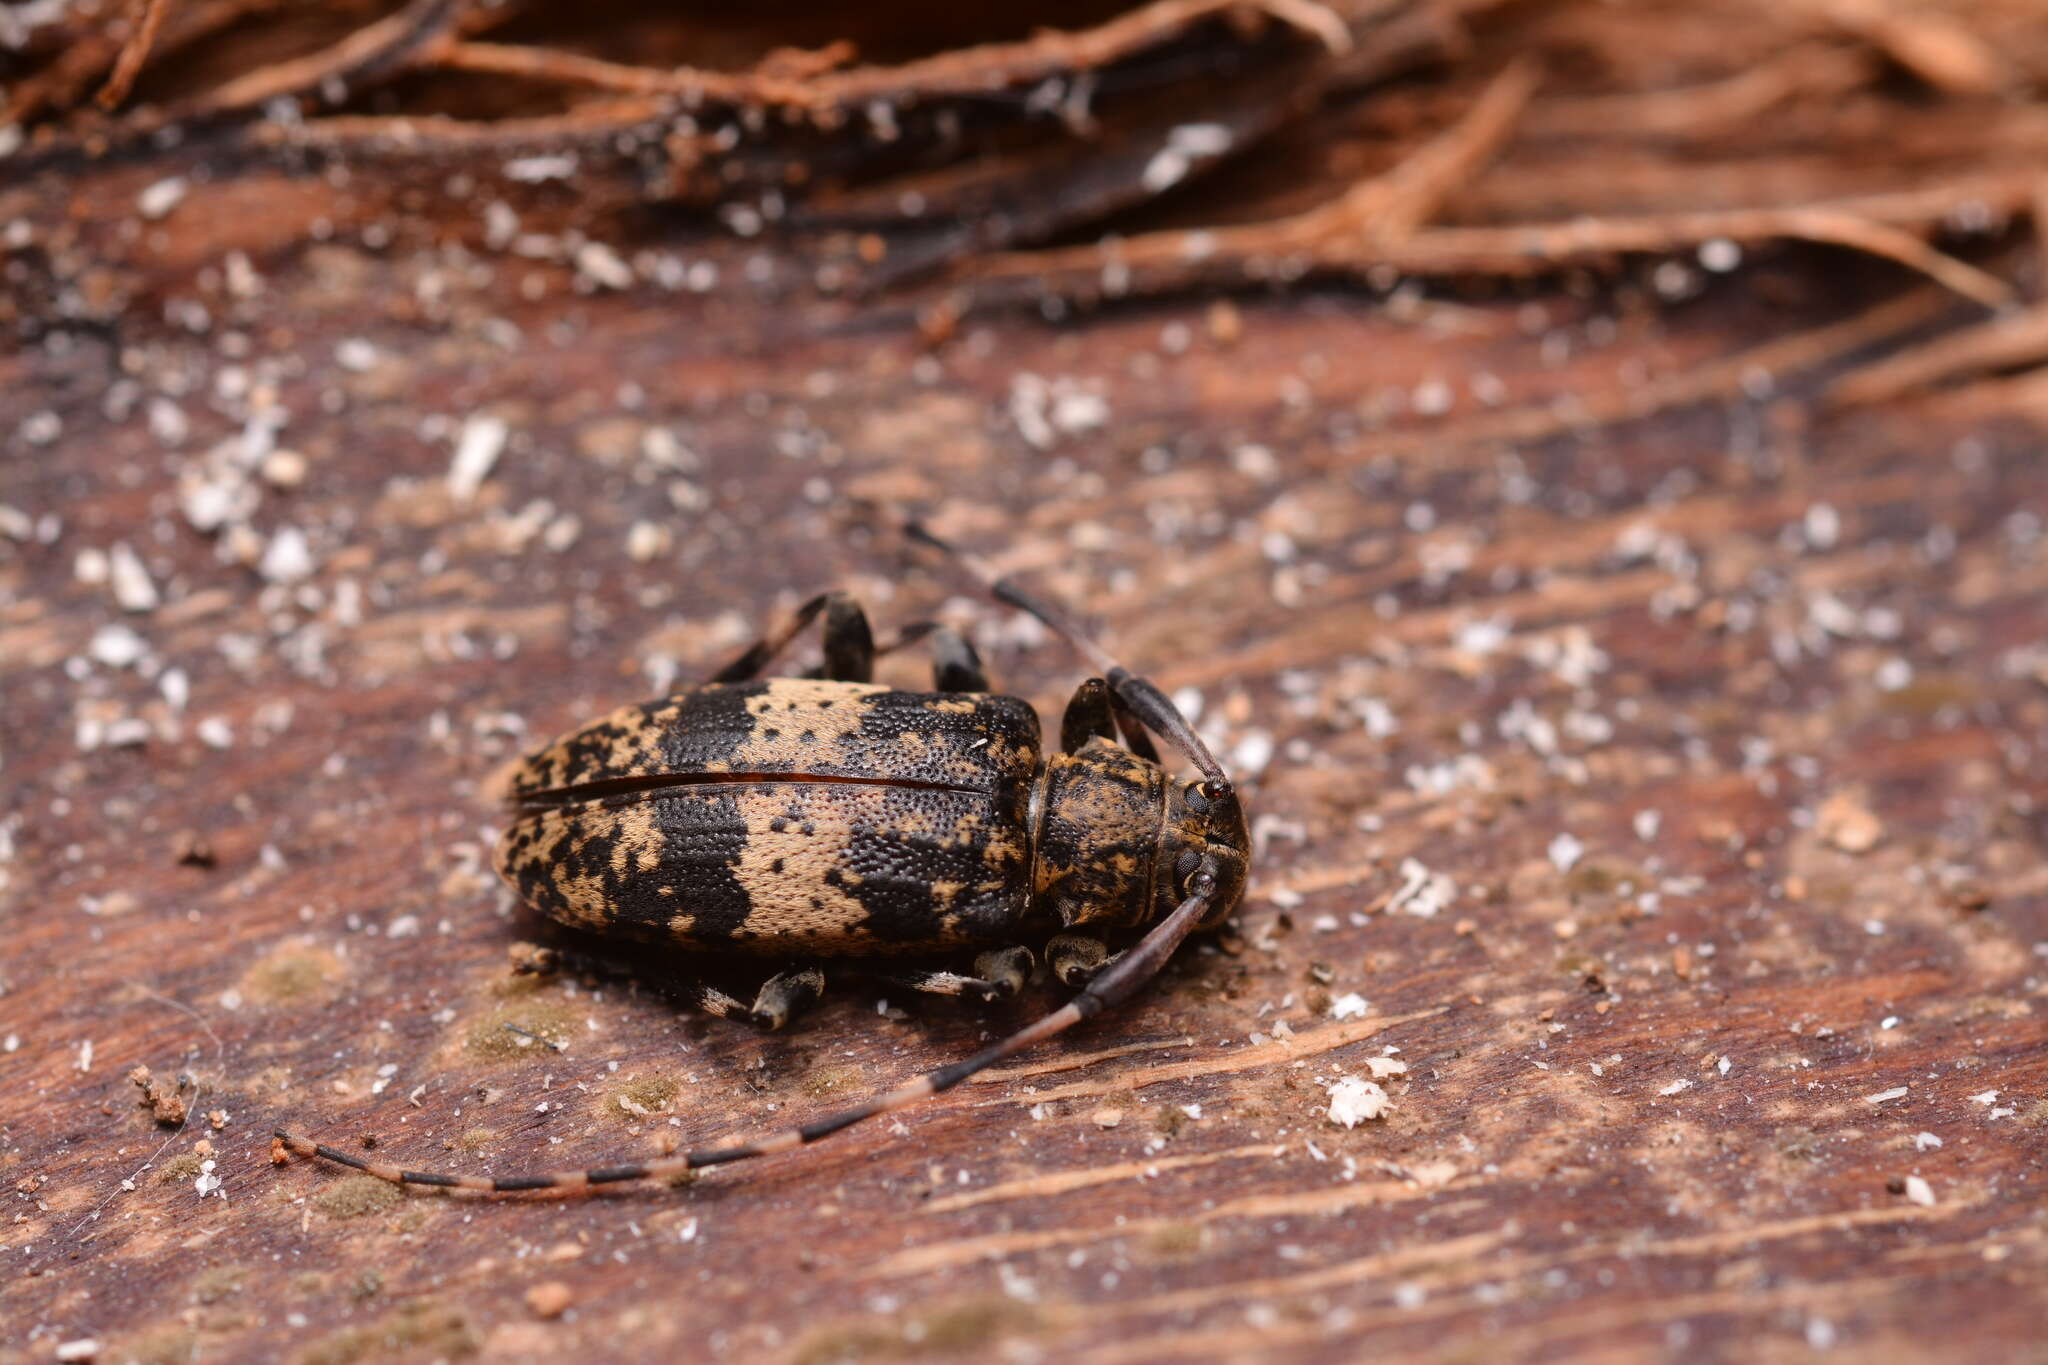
508,941,559,975
930,625,989,692
1061,677,1118,752
820,594,876,683
750,967,825,1031
973,946,1035,999
1048,933,1116,987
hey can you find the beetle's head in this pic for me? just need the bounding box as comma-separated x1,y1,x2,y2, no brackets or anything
1159,778,1250,930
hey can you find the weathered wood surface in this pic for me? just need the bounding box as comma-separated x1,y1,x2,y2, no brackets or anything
6,4,2048,1363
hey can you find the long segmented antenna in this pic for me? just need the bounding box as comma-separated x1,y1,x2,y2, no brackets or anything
276,517,1231,1194
901,518,1232,794
273,879,1216,1194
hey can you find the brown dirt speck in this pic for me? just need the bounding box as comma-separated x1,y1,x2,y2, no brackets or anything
241,941,347,1006
801,1063,864,1099
156,1152,204,1184
793,1298,1039,1365
1566,859,1639,897
525,1280,574,1318
295,1301,478,1365
190,1265,246,1304
1817,791,1885,854
313,1174,405,1219
1143,1223,1209,1260
607,1074,681,1119
464,1001,576,1060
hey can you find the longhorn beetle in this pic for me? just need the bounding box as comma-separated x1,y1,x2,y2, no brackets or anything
275,520,1248,1193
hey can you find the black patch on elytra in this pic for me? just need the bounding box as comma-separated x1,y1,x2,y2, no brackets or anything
502,821,564,918
835,790,1029,946
508,787,755,945
511,682,768,798
846,691,1039,791
660,683,766,771
640,786,752,943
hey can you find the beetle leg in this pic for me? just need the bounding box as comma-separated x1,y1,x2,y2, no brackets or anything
973,945,1034,997
277,878,1223,1194
801,619,940,678
872,967,997,1001
1047,932,1120,987
905,521,1232,794
868,946,1033,1002
930,625,988,692
1108,691,1162,763
509,941,772,1025
1060,677,1117,752
750,967,826,1031
879,620,940,656
820,595,876,683
711,590,877,684
801,619,982,690
710,591,834,683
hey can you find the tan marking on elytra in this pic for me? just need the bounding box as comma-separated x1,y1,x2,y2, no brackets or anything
609,803,662,875
933,698,978,714
650,780,1031,955
509,696,679,795
721,786,879,951
601,699,677,777
980,733,1035,775
730,678,887,771
892,806,945,841
503,806,632,932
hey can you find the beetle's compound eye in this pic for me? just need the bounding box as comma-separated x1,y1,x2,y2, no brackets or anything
1183,781,1211,814
1175,849,1202,881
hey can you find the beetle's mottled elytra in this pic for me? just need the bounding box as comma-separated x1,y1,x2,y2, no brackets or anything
277,521,1247,1194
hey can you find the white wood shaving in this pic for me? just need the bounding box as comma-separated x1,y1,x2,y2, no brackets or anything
1326,1076,1391,1127
448,415,508,501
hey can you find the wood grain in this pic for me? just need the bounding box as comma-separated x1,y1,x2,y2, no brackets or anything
4,18,2048,1365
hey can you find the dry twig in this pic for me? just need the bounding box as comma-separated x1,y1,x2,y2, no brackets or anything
966,168,2020,309
1828,303,2048,407
96,0,175,110
180,0,469,118
1803,0,2011,96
